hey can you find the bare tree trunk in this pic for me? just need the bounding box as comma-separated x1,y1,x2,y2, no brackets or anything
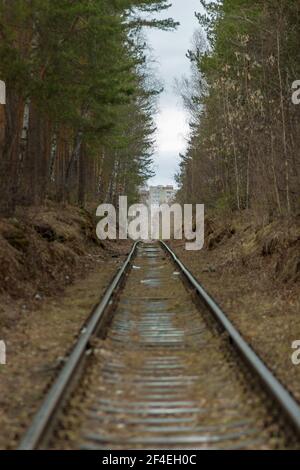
25,102,40,205
64,130,83,193
276,29,291,214
0,88,24,215
78,144,86,206
270,132,282,214
224,89,241,210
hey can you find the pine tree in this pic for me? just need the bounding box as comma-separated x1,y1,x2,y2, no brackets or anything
0,0,177,214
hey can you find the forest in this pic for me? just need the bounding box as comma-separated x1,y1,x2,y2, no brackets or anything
0,0,176,216
176,0,300,220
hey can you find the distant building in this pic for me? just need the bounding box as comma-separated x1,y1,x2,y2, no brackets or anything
139,186,150,205
148,185,177,206
138,185,178,238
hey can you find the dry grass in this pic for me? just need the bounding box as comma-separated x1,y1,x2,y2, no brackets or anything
171,213,300,401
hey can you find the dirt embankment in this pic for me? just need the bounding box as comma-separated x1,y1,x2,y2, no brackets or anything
171,213,300,401
0,203,129,327
0,204,100,301
0,203,131,449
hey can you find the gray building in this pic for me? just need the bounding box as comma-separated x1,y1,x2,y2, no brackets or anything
148,185,176,206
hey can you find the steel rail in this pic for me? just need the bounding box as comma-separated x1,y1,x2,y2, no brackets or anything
161,240,300,437
18,241,139,450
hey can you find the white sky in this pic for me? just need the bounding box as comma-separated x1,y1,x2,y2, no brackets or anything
145,0,202,186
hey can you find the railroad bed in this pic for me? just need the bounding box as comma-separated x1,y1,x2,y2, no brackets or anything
19,243,300,450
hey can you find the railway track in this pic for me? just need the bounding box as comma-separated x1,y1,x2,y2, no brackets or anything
19,242,300,450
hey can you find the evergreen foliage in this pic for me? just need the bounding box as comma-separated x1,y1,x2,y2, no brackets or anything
0,0,177,213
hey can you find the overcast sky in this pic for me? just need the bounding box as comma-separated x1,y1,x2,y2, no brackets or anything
145,0,202,187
